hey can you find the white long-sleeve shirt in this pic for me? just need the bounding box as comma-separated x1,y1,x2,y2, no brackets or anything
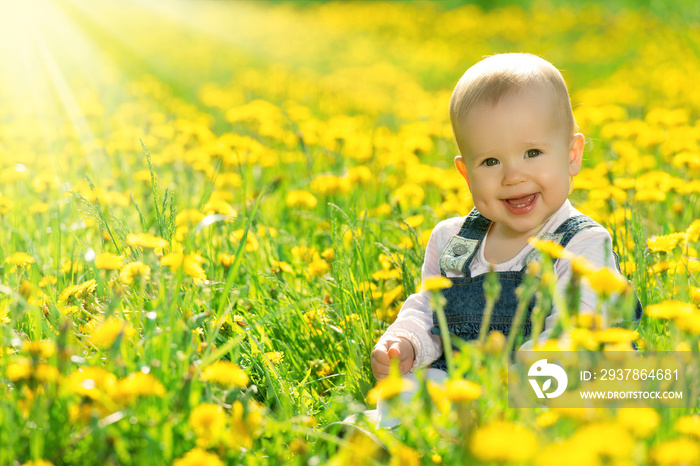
381,200,621,370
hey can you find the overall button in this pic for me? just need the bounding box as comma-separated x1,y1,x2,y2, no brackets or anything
453,244,468,256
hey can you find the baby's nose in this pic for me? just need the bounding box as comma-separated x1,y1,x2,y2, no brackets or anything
502,163,527,185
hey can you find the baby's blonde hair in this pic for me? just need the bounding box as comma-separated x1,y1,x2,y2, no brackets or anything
450,53,577,151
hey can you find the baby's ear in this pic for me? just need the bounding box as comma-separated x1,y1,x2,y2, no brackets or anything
568,133,585,176
455,156,470,188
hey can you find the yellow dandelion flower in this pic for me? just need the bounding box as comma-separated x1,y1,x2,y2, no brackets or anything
382,284,404,309
230,229,259,252
218,253,234,268
161,251,184,269
445,379,482,402
291,245,316,262
421,276,453,292
59,260,83,274
0,302,9,324
647,233,687,252
674,313,700,334
307,254,330,278
426,381,449,411
391,183,425,209
484,330,506,354
569,328,599,350
271,260,294,274
321,248,335,261
7,358,32,382
57,279,97,306
202,198,237,217
60,305,81,316
4,252,35,267
675,415,700,439
389,443,421,466
603,341,636,351
646,300,695,320
285,190,317,209
470,421,538,462
372,203,392,217
126,233,168,250
574,313,602,330
372,268,402,280
686,259,700,274
690,288,700,305
229,399,264,450
174,448,223,466
650,438,699,466
22,340,56,359
38,275,57,287
620,260,637,274
95,252,124,270
89,316,136,349
19,280,33,299
175,209,205,226
214,169,243,189
398,236,414,249
0,196,14,214
200,361,249,388
347,165,373,184
256,225,278,238
584,267,630,296
183,254,206,281
120,261,151,284
403,214,424,229
28,202,50,215
66,366,117,399
366,374,416,406
22,460,54,466
687,220,700,242
570,422,635,459
190,403,226,443
592,328,638,344
529,239,571,259
34,364,59,383
303,308,331,326
534,439,598,466
310,174,349,196
617,407,660,438
635,188,666,202
113,372,165,401
535,410,559,428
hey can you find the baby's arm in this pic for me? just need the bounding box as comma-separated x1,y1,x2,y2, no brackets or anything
372,222,451,376
555,225,622,321
518,225,621,350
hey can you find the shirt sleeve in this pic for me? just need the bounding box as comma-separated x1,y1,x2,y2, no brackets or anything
518,226,619,351
518,225,621,351
377,220,457,369
556,225,620,323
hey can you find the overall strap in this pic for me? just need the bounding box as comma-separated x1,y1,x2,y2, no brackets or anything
551,215,600,249
520,215,599,272
456,208,493,241
439,208,492,277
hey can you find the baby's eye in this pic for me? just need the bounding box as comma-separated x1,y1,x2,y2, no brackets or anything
525,149,541,158
482,158,499,167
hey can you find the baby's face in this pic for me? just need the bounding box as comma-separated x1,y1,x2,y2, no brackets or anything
455,88,583,241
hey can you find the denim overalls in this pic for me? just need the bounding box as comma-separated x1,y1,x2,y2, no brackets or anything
429,208,643,372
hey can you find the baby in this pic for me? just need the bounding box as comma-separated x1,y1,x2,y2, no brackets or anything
372,53,642,383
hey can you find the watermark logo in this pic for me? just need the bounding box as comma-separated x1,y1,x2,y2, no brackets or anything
528,359,568,398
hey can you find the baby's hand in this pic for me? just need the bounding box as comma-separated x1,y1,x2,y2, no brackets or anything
371,336,415,380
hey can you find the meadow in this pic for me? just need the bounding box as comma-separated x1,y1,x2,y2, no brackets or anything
1,0,700,464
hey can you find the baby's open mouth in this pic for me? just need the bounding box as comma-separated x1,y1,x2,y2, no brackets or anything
505,194,537,208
